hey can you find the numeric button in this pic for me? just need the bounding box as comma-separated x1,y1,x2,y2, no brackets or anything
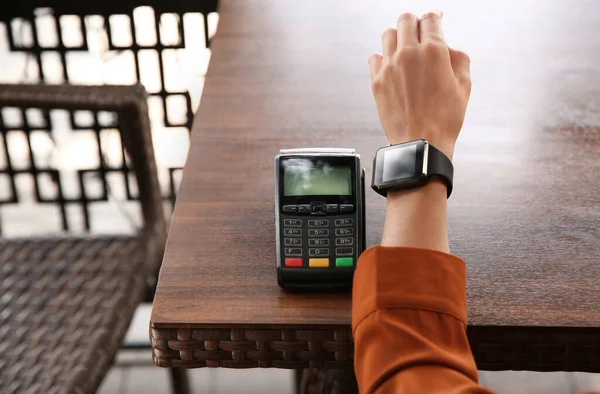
284,238,302,246
309,238,329,246
335,237,354,246
308,219,329,227
335,228,354,236
335,218,354,227
308,229,329,237
284,219,302,227
309,248,329,257
284,228,302,237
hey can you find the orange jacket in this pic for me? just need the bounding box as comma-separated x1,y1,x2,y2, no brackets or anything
352,246,495,394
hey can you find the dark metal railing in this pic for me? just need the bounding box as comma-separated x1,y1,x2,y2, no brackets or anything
0,1,219,234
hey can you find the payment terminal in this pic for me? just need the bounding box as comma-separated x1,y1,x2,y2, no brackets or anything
274,148,365,291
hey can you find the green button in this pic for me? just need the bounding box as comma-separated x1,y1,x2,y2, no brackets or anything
336,257,354,267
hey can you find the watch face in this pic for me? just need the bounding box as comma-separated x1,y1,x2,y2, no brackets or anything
382,144,418,182
372,140,426,192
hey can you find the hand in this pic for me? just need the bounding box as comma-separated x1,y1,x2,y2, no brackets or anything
369,10,471,159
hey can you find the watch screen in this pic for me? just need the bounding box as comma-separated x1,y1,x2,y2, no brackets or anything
283,159,352,196
382,144,418,182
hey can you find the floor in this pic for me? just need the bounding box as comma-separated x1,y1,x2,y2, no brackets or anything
98,352,295,394
96,347,600,394
2,6,600,394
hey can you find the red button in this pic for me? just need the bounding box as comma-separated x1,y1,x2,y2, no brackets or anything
285,258,303,268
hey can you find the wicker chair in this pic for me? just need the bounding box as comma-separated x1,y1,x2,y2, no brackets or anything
0,84,178,393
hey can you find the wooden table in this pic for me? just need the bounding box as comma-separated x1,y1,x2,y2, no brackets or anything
151,0,600,373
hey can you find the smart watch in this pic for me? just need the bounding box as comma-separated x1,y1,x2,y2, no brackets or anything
371,140,454,198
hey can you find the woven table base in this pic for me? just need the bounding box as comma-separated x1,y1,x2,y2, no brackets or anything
151,327,354,369
152,325,600,372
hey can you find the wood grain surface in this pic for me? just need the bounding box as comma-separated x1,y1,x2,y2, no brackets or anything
151,0,600,331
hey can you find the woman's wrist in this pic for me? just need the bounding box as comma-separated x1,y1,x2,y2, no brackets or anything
381,179,450,252
385,179,448,203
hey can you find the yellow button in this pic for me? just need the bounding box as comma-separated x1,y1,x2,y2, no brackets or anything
309,258,329,268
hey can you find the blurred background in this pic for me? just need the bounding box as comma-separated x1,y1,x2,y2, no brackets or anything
0,6,216,236
0,3,299,393
1,1,600,394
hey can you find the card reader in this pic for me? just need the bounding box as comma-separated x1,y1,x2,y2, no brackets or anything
274,148,365,291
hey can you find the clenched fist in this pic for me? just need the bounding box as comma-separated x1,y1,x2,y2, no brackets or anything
369,10,471,159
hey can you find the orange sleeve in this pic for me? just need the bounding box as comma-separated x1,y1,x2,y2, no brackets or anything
352,246,495,394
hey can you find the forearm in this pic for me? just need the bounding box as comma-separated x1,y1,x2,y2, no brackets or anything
352,247,493,394
356,8,480,393
381,180,449,253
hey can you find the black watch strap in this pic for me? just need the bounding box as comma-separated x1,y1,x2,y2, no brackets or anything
428,144,453,197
